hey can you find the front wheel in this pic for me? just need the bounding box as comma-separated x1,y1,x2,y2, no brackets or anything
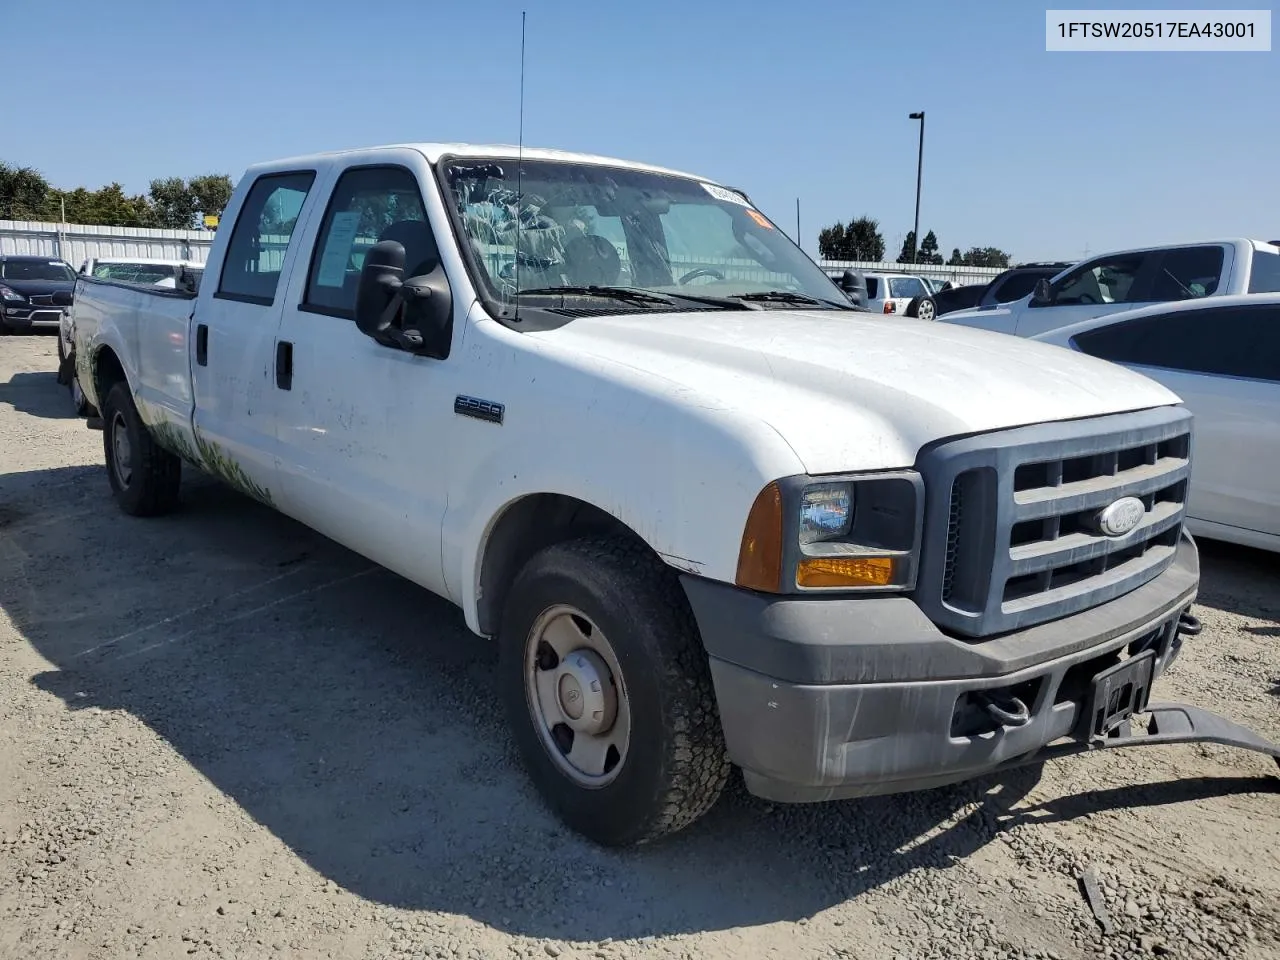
101,382,182,516
498,537,730,846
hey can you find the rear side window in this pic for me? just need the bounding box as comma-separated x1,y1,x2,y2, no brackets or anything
888,277,926,299
1050,254,1148,306
304,166,432,317
217,171,316,305
1149,245,1224,300
1248,251,1280,293
864,277,879,298
1072,303,1280,382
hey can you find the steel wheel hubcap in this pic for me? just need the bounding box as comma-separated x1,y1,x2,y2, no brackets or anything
525,605,630,787
110,412,133,487
920,301,935,320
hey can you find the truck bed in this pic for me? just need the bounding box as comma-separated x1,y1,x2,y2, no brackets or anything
72,276,197,445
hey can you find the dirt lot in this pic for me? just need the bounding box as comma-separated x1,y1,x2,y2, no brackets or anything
1,332,1278,960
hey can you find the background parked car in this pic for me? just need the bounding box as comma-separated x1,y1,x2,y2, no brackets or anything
1034,293,1280,553
860,271,931,315
906,262,1075,321
0,255,77,335
941,239,1280,338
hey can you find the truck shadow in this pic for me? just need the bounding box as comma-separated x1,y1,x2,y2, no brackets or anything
0,370,78,420
5,464,1277,942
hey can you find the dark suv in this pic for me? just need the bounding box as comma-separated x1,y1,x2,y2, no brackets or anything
0,255,77,334
907,261,1075,320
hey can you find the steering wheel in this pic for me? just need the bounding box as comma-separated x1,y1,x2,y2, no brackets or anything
678,267,725,285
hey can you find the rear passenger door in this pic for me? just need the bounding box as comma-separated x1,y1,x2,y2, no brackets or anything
1071,302,1280,538
192,170,319,505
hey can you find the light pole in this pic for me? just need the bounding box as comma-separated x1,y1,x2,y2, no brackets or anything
908,111,925,264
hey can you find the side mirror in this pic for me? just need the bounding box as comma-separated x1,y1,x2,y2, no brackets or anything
354,240,453,359
1030,278,1052,306
838,269,868,308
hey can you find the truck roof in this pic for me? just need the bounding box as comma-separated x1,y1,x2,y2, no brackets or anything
241,143,726,189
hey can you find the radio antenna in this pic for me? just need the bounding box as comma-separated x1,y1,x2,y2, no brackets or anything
514,10,526,322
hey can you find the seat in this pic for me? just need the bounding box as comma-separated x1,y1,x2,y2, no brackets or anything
562,234,621,286
379,219,439,278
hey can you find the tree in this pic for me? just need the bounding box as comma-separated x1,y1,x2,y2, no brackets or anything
920,230,943,265
148,177,198,229
898,230,917,264
0,162,52,220
957,246,1011,268
947,247,964,266
189,174,233,224
818,216,884,261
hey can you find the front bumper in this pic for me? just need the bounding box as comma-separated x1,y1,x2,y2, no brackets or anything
682,532,1200,802
2,305,67,330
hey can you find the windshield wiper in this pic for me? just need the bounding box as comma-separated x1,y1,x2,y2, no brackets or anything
515,285,674,306
731,290,853,309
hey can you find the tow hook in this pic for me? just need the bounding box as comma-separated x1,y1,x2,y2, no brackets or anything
976,691,1032,728
1177,611,1203,637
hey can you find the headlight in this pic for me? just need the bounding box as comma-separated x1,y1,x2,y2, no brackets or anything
0,284,26,302
736,472,923,593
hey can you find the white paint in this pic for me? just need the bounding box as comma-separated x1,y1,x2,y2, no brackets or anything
70,142,1188,640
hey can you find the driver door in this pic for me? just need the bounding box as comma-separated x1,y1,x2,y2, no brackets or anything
1017,251,1160,337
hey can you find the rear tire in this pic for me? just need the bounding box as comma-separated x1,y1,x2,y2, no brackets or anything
917,296,937,321
101,382,182,516
498,536,730,846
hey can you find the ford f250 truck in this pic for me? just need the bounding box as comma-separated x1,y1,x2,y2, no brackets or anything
70,143,1280,847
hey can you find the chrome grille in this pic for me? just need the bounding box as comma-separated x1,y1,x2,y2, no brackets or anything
916,406,1193,638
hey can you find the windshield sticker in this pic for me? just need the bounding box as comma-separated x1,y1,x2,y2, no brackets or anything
700,182,750,207
315,211,362,288
745,209,774,230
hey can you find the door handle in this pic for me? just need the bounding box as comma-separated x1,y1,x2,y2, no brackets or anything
195,323,208,366
275,340,293,390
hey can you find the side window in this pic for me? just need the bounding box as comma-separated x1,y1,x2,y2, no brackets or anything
304,166,432,317
1149,245,1224,300
1050,254,1146,306
990,271,1042,304
864,277,879,299
1073,304,1279,382
1248,251,1280,293
217,171,316,304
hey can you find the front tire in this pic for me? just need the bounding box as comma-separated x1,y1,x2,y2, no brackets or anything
101,382,182,516
498,537,730,846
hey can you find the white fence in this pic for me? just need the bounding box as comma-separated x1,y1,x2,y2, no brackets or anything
819,259,1007,285
0,219,213,267
2,219,1010,287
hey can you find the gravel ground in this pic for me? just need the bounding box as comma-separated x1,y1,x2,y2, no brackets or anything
1,332,1278,960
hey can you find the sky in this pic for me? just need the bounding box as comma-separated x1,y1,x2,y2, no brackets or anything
2,0,1275,261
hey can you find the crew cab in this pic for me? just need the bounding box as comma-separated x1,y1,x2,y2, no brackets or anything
70,143,1273,846
942,239,1280,338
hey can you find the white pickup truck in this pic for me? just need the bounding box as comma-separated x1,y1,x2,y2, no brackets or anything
71,143,1280,846
941,238,1280,338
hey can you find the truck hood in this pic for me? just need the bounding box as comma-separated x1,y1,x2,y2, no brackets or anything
528,310,1182,474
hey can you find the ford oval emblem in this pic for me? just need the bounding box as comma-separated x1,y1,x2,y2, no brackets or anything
1097,496,1145,537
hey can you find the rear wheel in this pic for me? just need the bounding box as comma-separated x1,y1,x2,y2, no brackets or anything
917,296,937,321
499,536,730,846
101,382,181,516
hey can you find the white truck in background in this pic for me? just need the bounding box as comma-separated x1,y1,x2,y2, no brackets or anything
941,238,1280,337
69,143,1280,846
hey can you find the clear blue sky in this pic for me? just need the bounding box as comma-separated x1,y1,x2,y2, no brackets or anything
3,0,1275,261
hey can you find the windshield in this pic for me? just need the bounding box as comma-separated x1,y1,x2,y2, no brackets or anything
0,260,75,282
92,262,181,284
441,158,847,314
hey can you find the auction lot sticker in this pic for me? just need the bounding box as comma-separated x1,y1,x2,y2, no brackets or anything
1046,9,1271,50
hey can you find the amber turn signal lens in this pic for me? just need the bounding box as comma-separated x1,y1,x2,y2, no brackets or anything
796,555,896,589
735,482,784,592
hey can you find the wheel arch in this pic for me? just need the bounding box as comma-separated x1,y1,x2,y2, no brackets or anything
475,492,659,637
